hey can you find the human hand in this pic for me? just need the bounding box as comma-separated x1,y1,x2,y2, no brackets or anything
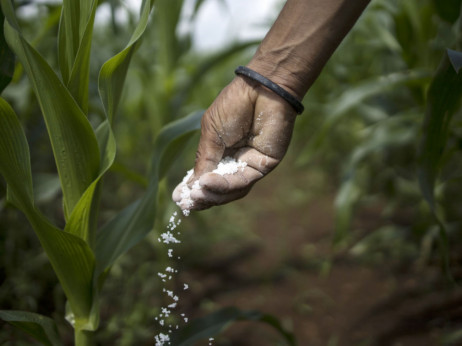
172,75,297,213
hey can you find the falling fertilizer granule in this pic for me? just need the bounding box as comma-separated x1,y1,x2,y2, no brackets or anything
155,158,247,344
154,212,215,345
154,211,190,346
176,156,247,216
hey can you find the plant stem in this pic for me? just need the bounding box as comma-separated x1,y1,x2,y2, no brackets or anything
75,329,95,346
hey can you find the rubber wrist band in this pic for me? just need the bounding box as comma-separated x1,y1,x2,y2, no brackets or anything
234,66,304,115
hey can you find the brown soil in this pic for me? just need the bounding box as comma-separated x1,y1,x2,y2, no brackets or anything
177,163,462,346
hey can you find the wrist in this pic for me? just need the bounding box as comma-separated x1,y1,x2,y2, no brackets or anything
234,66,304,114
246,50,311,101
245,0,371,101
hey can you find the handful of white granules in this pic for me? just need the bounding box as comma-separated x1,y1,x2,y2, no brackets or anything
176,156,247,216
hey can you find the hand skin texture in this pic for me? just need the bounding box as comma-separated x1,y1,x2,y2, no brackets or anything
173,76,297,210
173,0,371,212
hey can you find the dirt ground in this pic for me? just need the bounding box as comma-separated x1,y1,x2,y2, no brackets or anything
177,163,462,346
2,159,461,346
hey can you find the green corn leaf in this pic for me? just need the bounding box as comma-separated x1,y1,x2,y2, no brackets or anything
64,182,101,247
110,161,148,187
95,110,202,274
95,120,117,171
433,0,462,23
172,307,296,346
173,40,260,108
333,114,417,243
0,97,97,330
153,0,183,73
418,49,462,279
0,310,62,346
296,70,430,167
418,49,462,210
2,0,100,220
0,97,33,210
58,0,94,85
152,112,202,179
57,0,79,83
65,120,116,248
65,0,98,113
394,1,437,71
334,175,362,245
28,214,98,331
89,0,155,261
34,173,61,205
0,7,15,94
31,5,61,48
98,0,155,122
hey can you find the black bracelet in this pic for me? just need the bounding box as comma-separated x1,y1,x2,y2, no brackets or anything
234,66,304,115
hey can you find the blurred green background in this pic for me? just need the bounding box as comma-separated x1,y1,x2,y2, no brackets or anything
2,0,462,345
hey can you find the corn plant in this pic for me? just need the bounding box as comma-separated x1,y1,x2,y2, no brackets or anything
0,0,299,344
0,0,203,344
292,0,462,275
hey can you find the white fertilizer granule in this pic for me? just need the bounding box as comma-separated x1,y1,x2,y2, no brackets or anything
176,169,197,216
212,156,247,175
155,158,247,344
176,156,247,216
154,333,170,346
154,211,190,345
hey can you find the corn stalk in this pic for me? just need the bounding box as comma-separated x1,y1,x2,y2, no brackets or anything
0,0,202,344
